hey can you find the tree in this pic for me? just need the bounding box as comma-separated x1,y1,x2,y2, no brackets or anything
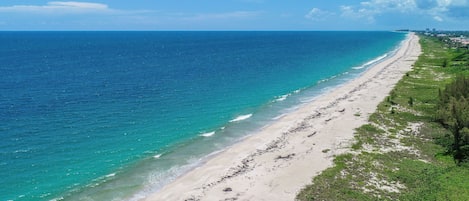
437,76,469,164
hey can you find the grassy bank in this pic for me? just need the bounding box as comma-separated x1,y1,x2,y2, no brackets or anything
297,35,469,201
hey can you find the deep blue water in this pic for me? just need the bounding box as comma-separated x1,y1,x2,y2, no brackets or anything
0,31,405,201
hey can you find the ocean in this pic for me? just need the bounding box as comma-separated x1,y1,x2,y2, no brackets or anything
0,31,405,201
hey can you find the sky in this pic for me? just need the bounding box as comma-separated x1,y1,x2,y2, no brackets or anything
0,0,468,31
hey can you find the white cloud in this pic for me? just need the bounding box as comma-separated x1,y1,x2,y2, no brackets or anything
415,0,469,19
357,0,416,13
305,8,334,21
340,5,377,23
48,1,108,9
433,15,444,21
445,0,468,6
337,0,469,23
0,1,112,14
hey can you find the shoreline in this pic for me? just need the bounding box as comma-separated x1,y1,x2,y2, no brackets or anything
142,33,422,201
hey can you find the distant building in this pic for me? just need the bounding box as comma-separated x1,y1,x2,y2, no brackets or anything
449,36,469,48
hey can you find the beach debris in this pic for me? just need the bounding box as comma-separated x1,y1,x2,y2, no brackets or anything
289,121,311,133
306,111,322,120
184,197,199,201
339,108,346,112
275,153,296,160
223,187,233,192
265,141,280,152
307,131,317,137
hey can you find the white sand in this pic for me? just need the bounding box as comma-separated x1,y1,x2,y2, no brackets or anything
143,33,421,201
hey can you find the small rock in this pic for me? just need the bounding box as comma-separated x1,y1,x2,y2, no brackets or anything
223,187,233,192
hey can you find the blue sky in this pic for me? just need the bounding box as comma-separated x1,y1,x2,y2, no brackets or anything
0,0,468,30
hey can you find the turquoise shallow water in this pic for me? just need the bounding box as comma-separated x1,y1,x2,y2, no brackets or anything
0,31,405,200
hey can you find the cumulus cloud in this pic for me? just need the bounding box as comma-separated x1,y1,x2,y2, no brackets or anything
336,0,416,24
421,0,469,19
335,0,469,23
340,5,378,23
357,0,416,13
433,15,443,21
304,8,334,21
0,1,112,14
414,0,438,9
447,0,468,6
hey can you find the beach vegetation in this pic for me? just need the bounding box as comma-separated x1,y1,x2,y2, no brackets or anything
436,76,469,164
389,90,397,105
322,149,331,153
297,34,469,201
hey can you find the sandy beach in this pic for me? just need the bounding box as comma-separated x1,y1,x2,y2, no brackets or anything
143,33,422,201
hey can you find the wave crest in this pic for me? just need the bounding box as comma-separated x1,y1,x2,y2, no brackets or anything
199,131,215,137
275,94,289,102
229,114,253,122
352,53,388,69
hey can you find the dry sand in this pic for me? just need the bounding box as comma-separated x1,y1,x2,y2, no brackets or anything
143,33,421,201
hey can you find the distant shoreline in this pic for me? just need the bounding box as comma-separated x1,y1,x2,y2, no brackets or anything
142,33,422,200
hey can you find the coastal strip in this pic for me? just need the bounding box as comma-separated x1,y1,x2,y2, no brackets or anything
143,33,422,201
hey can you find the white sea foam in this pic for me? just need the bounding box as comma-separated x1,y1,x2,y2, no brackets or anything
50,197,64,201
317,75,337,84
199,131,215,137
317,76,336,84
229,114,253,122
275,94,289,102
130,154,219,201
365,53,387,65
14,149,30,153
272,114,287,120
353,53,388,69
300,98,316,103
